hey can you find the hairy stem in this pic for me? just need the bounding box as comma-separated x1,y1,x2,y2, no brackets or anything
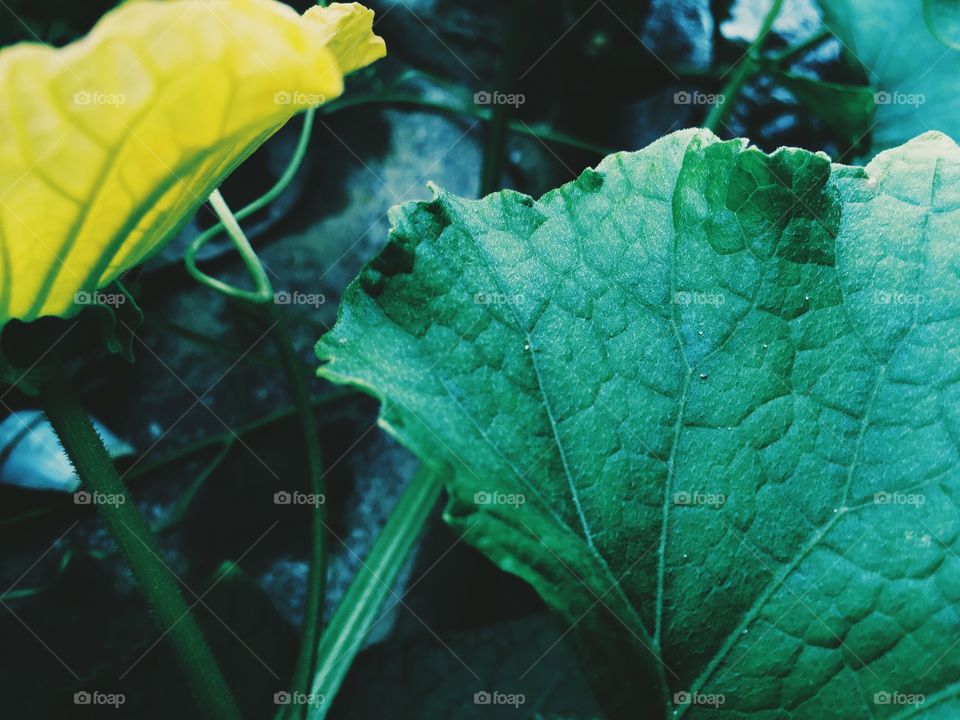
39,374,240,720
0,390,354,533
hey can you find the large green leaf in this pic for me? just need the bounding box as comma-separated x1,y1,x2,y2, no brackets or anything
817,0,960,154
317,128,960,719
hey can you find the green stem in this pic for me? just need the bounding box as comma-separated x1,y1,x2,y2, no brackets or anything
320,93,614,156
307,465,443,719
130,391,348,482
0,390,355,534
480,99,511,196
199,109,316,252
38,374,239,720
0,548,109,601
188,188,273,304
264,302,327,720
480,1,529,195
704,0,785,133
149,317,286,369
768,27,831,65
185,108,317,302
153,438,235,533
199,182,328,720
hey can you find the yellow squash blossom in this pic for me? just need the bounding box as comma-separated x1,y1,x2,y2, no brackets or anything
0,0,385,325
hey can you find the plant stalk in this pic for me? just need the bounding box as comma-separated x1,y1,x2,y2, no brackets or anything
307,465,443,719
479,1,530,195
38,374,240,720
197,186,328,720
704,0,785,133
0,390,354,533
265,302,327,720
320,92,614,156
769,27,831,65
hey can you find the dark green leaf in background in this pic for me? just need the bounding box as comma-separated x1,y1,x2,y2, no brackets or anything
818,0,960,154
773,71,874,148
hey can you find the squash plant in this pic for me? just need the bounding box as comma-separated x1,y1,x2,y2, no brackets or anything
2,0,959,719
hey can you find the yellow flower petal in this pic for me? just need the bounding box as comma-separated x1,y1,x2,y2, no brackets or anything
0,0,385,325
304,2,387,75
